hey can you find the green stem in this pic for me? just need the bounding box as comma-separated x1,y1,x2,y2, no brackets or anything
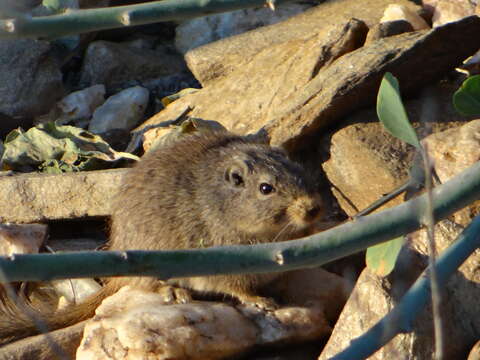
0,0,296,39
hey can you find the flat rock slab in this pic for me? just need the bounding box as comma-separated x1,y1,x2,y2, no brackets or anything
0,169,125,223
136,16,480,152
186,0,421,86
0,321,86,360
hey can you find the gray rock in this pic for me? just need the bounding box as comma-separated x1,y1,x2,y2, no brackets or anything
0,169,125,223
175,2,314,54
79,40,186,93
0,39,64,126
89,86,149,134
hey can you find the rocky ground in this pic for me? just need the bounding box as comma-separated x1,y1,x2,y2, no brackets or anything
0,0,480,359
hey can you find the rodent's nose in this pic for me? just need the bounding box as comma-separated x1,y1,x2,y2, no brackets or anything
305,206,322,221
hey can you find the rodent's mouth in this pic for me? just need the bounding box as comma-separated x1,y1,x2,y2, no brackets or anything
287,197,324,228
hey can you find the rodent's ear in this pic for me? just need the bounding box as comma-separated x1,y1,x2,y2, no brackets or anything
224,159,250,187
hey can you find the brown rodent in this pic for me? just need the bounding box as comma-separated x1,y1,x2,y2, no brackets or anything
0,131,323,345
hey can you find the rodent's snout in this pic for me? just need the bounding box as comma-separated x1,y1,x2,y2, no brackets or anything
287,195,324,227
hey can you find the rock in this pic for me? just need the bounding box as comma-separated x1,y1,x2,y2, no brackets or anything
185,0,422,86
408,220,480,358
267,268,351,323
380,4,430,30
52,278,101,309
0,169,126,223
263,16,480,150
134,17,368,149
77,289,257,360
320,219,480,359
365,20,414,45
320,117,480,358
0,39,64,130
57,84,106,125
0,321,86,360
431,0,477,27
0,0,41,18
77,285,331,360
322,122,411,216
468,340,480,360
174,2,314,54
79,40,187,93
423,119,480,226
321,81,475,216
39,84,106,127
136,16,480,153
88,86,149,134
0,223,47,256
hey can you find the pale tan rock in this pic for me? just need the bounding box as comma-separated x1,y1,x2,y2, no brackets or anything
432,0,477,27
380,4,430,30
423,119,480,226
77,287,257,360
185,0,422,86
320,220,480,359
78,285,331,360
0,223,47,256
0,169,125,223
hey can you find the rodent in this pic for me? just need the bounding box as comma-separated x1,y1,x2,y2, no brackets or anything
0,131,323,345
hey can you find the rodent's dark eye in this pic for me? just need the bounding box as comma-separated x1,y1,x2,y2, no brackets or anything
232,172,244,186
259,183,275,195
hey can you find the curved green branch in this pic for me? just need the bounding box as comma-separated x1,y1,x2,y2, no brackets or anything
0,160,479,282
0,0,296,39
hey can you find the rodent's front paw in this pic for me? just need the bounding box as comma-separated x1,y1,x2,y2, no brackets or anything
158,285,192,304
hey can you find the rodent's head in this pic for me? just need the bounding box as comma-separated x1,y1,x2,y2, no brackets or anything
200,138,323,242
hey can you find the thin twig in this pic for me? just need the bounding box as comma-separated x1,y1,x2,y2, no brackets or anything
421,144,444,359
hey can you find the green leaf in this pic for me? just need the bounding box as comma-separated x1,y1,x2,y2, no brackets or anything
366,237,404,276
1,122,138,172
377,72,421,149
453,75,480,116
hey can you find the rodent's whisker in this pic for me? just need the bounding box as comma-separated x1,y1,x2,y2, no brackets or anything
271,221,294,243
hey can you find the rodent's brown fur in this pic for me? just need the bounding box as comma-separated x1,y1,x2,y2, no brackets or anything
0,132,323,346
